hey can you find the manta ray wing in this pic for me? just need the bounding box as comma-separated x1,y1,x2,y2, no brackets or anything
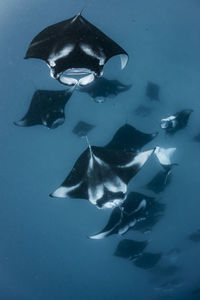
114,239,148,260
90,207,122,239
14,88,74,129
105,124,158,152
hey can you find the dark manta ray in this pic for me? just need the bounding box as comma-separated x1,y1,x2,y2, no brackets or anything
25,13,128,86
90,192,164,239
72,121,95,137
78,77,132,102
105,124,158,152
146,82,160,101
187,228,200,243
114,239,161,269
161,109,193,134
14,87,74,129
114,239,148,260
50,142,154,209
133,252,162,269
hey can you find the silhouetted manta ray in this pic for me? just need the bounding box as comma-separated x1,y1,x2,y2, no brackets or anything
105,124,158,152
25,13,128,86
161,109,193,134
146,81,160,101
133,252,162,269
114,239,148,260
50,142,154,209
114,239,161,269
72,121,95,137
90,192,164,239
78,77,132,101
14,87,74,129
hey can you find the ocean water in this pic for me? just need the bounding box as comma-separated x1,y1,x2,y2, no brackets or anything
1,0,200,299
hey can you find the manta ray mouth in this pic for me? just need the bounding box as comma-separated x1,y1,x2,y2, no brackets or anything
57,69,97,86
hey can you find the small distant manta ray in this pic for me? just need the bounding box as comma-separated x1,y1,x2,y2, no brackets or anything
134,105,152,117
187,228,200,243
153,265,180,278
72,121,95,137
105,124,158,152
161,109,193,134
50,140,154,209
24,13,128,86
78,77,132,102
192,287,200,296
114,240,161,269
14,87,74,129
193,133,200,143
114,239,148,260
89,192,164,239
146,81,160,101
155,278,183,293
133,252,162,269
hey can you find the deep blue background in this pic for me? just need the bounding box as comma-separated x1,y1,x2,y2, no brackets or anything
1,0,200,299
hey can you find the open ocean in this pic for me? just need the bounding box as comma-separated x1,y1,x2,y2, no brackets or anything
1,0,200,299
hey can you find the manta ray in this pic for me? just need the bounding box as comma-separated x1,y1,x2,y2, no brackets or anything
89,192,165,239
161,109,193,134
78,77,132,102
14,87,74,129
25,13,128,86
50,140,154,209
114,239,162,269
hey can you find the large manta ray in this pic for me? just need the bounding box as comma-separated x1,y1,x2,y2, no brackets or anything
50,143,154,209
14,87,74,129
25,13,128,86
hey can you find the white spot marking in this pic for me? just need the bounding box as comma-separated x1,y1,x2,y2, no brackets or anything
80,43,106,66
120,54,128,69
48,44,74,67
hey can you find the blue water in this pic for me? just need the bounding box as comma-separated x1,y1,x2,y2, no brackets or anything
1,0,200,299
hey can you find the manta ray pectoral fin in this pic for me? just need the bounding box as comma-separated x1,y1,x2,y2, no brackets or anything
89,231,110,240
120,54,128,69
118,149,155,169
50,182,82,198
14,118,40,127
89,207,122,239
14,120,27,127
